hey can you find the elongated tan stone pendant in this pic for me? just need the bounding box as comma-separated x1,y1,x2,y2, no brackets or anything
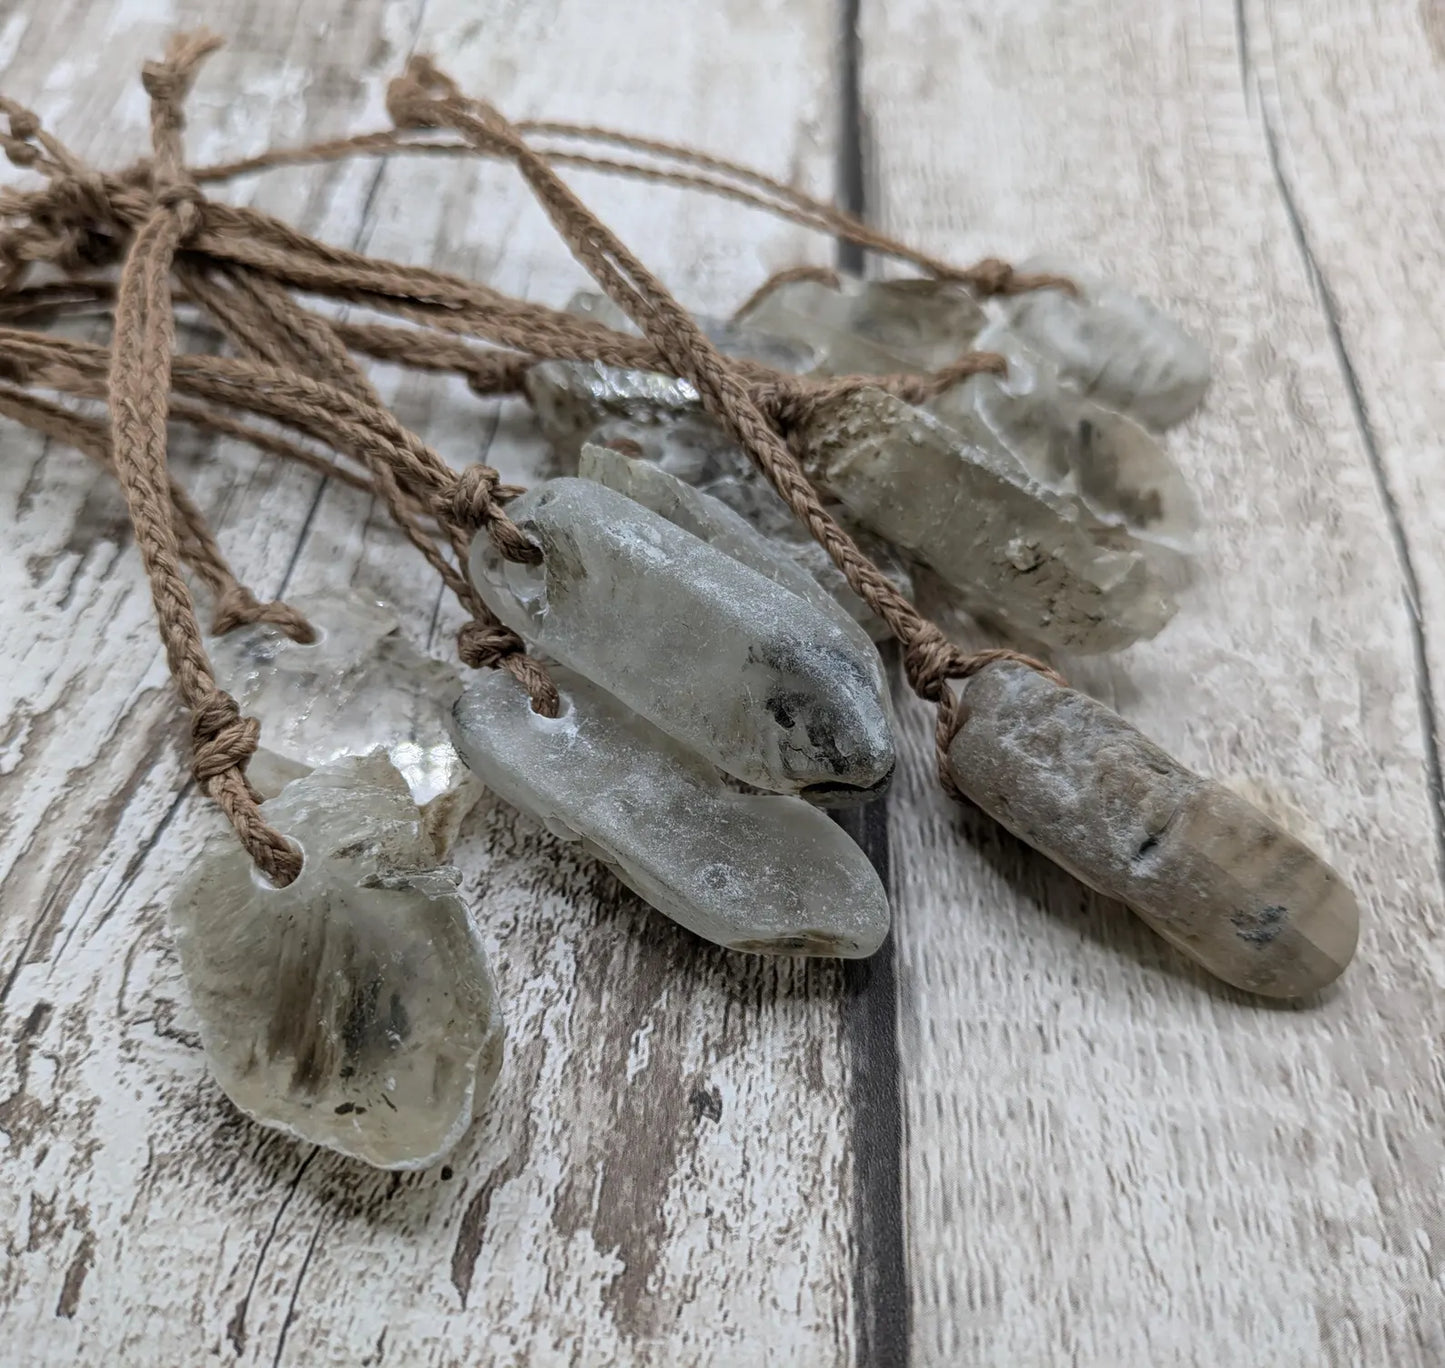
945,660,1359,997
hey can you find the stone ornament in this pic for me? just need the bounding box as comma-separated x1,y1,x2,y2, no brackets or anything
169,753,504,1169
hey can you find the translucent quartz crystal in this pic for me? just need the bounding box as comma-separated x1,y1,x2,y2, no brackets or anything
577,442,884,651
796,387,1175,653
585,417,914,641
450,668,889,956
469,478,895,803
169,753,504,1169
930,321,1199,556
1003,259,1211,430
525,359,704,464
528,297,814,466
566,290,817,370
735,275,988,375
207,592,481,855
946,661,1359,997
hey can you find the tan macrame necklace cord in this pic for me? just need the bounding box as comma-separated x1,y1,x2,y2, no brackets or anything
1,34,1062,883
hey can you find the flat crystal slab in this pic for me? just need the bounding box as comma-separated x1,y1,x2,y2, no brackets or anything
450,667,889,956
207,591,482,855
470,477,896,801
170,753,504,1169
797,387,1175,653
1003,259,1211,430
736,275,987,375
931,321,1199,556
946,661,1358,997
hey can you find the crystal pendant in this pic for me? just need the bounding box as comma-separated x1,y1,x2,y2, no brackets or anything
930,321,1199,562
207,591,482,855
525,359,705,465
470,478,895,803
578,439,907,643
566,290,818,370
734,274,988,375
169,753,504,1169
450,667,890,956
1002,259,1210,430
946,661,1359,997
795,387,1176,653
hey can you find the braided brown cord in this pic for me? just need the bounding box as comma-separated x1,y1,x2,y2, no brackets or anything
0,38,1079,884
101,33,304,884
384,60,1058,723
0,382,311,636
189,124,1079,299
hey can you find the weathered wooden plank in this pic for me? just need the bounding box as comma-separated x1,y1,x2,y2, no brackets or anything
858,1,1445,1363
1242,0,1445,881
0,3,865,1364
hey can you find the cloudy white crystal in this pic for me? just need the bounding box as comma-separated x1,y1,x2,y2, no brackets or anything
930,321,1200,557
796,387,1176,653
469,478,896,803
577,441,880,653
450,667,890,957
169,753,504,1170
735,274,988,376
1002,259,1211,430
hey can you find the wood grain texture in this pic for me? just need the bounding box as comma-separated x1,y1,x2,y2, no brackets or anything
3,0,1443,1364
0,3,865,1365
859,1,1445,1363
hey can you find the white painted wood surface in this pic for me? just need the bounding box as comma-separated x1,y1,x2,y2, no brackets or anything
0,1,1441,1364
865,2,1445,1363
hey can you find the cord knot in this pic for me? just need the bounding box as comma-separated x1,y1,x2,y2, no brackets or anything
963,257,1015,296
903,625,966,702
448,463,503,527
457,617,523,669
386,55,460,130
447,466,543,565
190,691,261,785
155,181,202,210
211,585,316,642
140,62,184,105
6,108,40,141
2,139,38,168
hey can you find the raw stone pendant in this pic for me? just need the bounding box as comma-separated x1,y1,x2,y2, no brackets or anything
524,365,914,640
930,320,1199,562
795,387,1176,653
470,477,896,804
1001,259,1211,431
566,290,818,371
580,421,913,642
577,441,883,648
207,591,482,855
169,753,504,1169
945,661,1359,997
526,359,709,465
450,667,890,957
734,274,989,375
